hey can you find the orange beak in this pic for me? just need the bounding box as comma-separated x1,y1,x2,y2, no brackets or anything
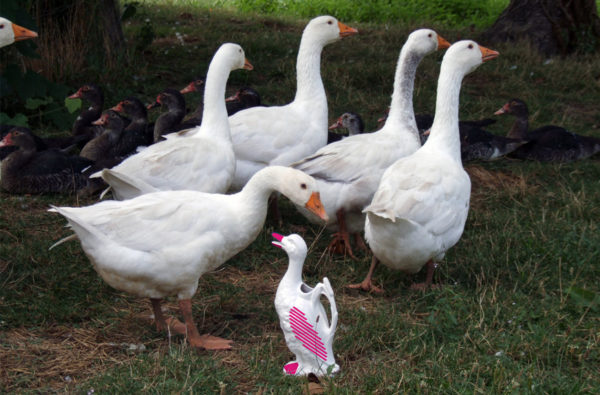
305,192,328,221
437,35,451,50
243,58,253,70
479,45,499,62
338,21,358,38
11,22,38,42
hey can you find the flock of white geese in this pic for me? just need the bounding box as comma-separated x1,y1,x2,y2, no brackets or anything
3,15,500,350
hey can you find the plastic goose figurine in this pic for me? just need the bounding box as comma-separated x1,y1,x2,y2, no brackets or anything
0,17,37,48
94,43,252,200
354,41,499,293
272,233,339,377
49,166,328,350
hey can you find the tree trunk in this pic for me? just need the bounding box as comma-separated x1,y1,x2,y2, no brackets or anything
101,0,125,57
483,0,600,56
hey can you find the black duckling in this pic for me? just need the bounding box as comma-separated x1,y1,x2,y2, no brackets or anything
495,98,600,162
180,81,261,127
67,83,104,142
80,110,126,162
180,78,205,127
224,86,261,115
416,113,525,161
110,97,152,154
147,88,187,142
0,128,92,194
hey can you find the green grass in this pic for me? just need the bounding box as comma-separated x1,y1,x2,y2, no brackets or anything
1,3,600,393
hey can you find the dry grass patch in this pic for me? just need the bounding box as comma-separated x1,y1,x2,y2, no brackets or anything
0,324,154,392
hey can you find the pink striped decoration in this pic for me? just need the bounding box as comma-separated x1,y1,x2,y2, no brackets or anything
289,307,327,361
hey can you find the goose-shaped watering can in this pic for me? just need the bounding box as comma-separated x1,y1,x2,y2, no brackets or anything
272,232,339,377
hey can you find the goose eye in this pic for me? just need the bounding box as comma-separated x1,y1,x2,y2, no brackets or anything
0,24,5,29
428,33,432,37
327,20,333,25
300,183,307,190
468,43,474,49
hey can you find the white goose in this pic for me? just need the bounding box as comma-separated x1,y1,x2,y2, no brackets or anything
355,41,499,292
0,17,37,48
49,166,328,350
272,233,339,377
228,15,358,190
292,29,450,258
94,43,252,200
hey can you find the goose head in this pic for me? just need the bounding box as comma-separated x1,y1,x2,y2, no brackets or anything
265,166,328,221
272,233,308,263
442,40,499,76
0,17,37,48
407,28,451,57
67,83,104,105
303,15,358,46
328,112,365,136
216,42,253,72
147,88,185,110
180,78,204,95
494,98,528,118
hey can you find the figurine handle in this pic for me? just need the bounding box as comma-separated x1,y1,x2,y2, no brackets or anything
321,277,338,336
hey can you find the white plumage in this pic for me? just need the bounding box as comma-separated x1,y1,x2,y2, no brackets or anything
292,29,450,257
94,43,252,200
228,15,358,190
50,165,328,350
356,40,499,292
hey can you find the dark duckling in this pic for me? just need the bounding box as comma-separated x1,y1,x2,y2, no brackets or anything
327,112,365,143
416,113,525,161
147,88,187,142
180,78,205,127
179,81,261,127
0,128,92,194
224,86,261,115
67,83,104,142
495,98,600,162
110,97,152,154
80,110,126,162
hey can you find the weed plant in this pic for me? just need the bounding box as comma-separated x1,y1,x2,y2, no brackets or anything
1,3,599,393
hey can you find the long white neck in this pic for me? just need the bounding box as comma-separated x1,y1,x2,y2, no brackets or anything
198,54,232,140
384,47,421,138
424,63,464,163
280,254,304,289
236,166,282,214
294,36,326,104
